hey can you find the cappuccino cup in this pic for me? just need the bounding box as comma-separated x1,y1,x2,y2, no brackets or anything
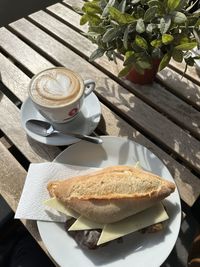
28,67,95,123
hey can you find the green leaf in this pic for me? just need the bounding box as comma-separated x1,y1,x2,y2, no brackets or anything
88,25,105,34
195,18,200,26
152,47,162,58
175,0,187,10
151,39,162,48
133,63,145,74
158,53,171,71
137,6,145,18
123,26,129,49
118,65,132,77
148,0,165,13
136,18,145,33
160,16,171,34
175,42,197,50
102,0,117,16
118,0,127,13
146,23,157,33
83,2,102,14
109,7,135,24
80,14,89,25
171,11,187,24
167,0,180,11
187,16,199,27
193,29,200,47
135,35,148,49
162,34,174,44
137,60,152,69
81,13,101,26
89,48,105,61
124,53,136,66
102,28,118,42
148,0,160,7
172,49,183,62
179,36,189,44
125,50,135,59
144,6,157,22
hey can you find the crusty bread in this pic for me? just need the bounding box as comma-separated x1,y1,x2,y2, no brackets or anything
47,165,175,223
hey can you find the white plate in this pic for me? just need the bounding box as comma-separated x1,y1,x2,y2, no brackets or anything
20,93,101,146
37,136,181,267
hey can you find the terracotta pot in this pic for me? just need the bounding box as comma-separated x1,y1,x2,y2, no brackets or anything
125,59,160,85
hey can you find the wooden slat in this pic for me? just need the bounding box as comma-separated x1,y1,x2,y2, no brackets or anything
0,136,12,149
7,19,200,173
54,2,200,109
0,141,26,210
0,51,52,101
0,27,54,74
28,10,200,139
170,60,200,87
157,69,200,109
0,140,46,249
0,92,61,162
0,53,30,100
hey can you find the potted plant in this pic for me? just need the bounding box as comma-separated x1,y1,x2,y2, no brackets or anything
79,0,200,84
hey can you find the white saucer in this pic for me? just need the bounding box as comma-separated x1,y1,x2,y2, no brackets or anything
20,93,101,146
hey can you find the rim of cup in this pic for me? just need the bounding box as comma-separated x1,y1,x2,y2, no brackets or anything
28,67,85,109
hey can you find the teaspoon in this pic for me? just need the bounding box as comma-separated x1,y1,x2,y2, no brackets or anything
26,119,102,144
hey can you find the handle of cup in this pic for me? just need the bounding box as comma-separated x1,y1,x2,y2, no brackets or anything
84,79,96,97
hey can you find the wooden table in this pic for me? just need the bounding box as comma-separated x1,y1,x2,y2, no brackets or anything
0,0,200,265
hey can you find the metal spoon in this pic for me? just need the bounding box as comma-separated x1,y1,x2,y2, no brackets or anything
26,119,102,144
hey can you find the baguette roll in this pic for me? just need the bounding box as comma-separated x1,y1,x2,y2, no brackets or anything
47,165,175,223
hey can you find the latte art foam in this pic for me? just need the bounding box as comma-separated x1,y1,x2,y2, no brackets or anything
30,68,83,107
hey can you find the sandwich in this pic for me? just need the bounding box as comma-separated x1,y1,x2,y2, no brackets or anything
45,165,175,249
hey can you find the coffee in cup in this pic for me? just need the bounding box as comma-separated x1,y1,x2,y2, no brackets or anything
29,67,95,123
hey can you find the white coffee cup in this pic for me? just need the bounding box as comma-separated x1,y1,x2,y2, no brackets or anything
28,67,95,123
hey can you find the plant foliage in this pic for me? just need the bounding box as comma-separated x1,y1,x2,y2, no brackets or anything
80,0,200,76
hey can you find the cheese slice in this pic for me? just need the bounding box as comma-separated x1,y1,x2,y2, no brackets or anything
44,198,169,246
44,197,79,218
97,202,168,245
68,215,104,231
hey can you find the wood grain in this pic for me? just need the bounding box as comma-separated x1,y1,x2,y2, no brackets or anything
29,10,200,139
0,91,61,162
0,50,53,101
0,140,47,250
170,60,200,87
8,19,200,173
0,27,54,74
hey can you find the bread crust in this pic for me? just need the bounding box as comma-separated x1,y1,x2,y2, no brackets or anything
47,165,175,223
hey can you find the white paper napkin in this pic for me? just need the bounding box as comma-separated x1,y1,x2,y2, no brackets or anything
15,162,98,222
